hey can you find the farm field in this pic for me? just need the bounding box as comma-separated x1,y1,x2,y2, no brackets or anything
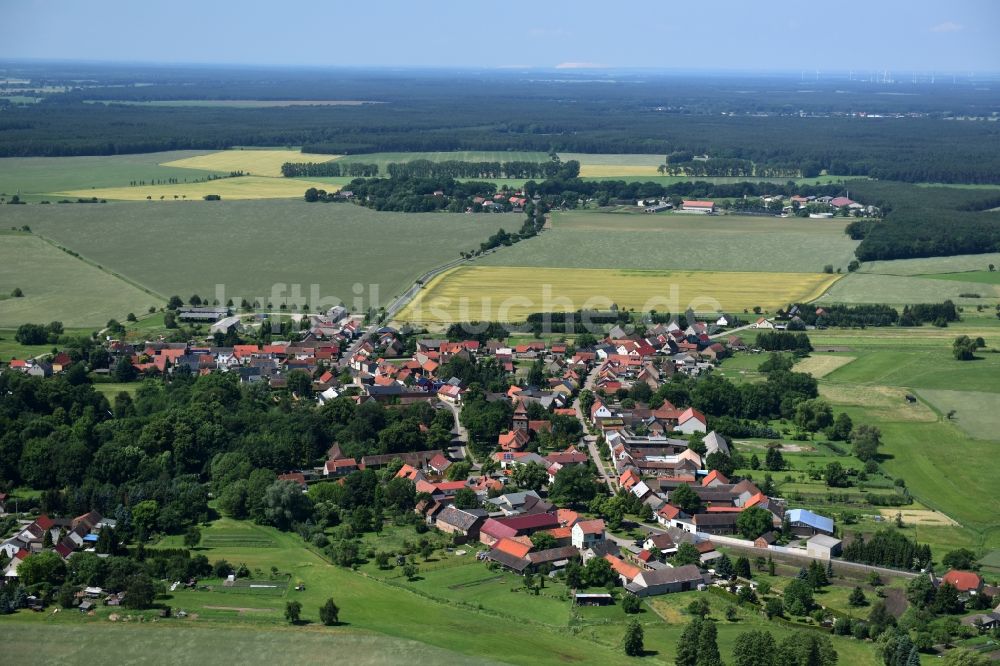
791,353,857,378
53,175,337,201
0,233,159,328
558,152,666,177
858,252,1000,277
919,270,1000,285
477,211,859,274
161,149,338,177
5,200,506,312
817,272,1000,306
0,621,497,666
916,388,1000,441
579,175,856,186
87,99,376,107
397,265,839,324
0,150,222,197
330,150,550,174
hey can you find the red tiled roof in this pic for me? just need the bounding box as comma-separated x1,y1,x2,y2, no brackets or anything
604,554,641,581
495,537,532,559
941,570,983,592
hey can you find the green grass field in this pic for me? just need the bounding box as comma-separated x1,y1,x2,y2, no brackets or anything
0,151,222,198
476,211,859,274
1,518,878,665
3,200,506,313
0,233,160,328
819,273,1000,306
858,252,1000,277
919,270,1000,285
915,389,1000,441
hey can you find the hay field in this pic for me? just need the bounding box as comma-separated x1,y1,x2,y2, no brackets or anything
161,149,339,177
792,354,856,378
396,265,839,324
477,211,859,274
9,201,503,313
54,175,336,201
0,234,159,327
818,384,937,423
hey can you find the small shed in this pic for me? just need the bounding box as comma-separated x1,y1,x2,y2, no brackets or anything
806,534,842,560
574,593,614,606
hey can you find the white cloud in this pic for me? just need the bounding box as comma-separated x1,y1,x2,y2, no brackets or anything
930,21,963,33
555,62,607,69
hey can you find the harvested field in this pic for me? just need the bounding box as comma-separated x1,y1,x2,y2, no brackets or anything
818,384,937,422
161,149,338,177
877,509,959,527
793,354,856,378
397,265,840,324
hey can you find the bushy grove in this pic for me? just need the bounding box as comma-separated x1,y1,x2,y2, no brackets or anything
0,371,455,538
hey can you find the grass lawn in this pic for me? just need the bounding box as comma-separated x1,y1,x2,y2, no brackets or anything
858,252,1000,277
477,211,859,274
0,234,160,328
397,265,839,324
7,200,505,313
91,382,140,399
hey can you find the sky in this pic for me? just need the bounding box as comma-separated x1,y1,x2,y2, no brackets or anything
3,0,999,72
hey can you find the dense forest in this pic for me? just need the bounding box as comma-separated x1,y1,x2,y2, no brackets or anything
846,182,1000,260
2,64,1000,184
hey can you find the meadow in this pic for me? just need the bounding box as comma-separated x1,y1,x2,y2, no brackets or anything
0,233,159,328
477,211,860,274
857,252,1000,277
0,517,879,665
54,175,338,201
88,99,375,108
161,149,337,177
397,265,839,324
4,201,507,312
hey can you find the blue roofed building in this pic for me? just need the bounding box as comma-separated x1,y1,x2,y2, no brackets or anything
786,509,834,537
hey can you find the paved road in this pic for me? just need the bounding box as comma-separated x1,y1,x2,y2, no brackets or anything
442,400,472,464
574,363,616,489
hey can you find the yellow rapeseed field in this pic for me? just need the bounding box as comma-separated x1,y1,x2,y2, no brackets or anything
160,149,339,177
397,266,840,324
54,175,338,201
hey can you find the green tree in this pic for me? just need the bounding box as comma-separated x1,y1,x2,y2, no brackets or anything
511,461,548,491
848,586,867,607
670,484,702,514
823,462,849,487
123,573,156,610
783,578,814,615
584,556,616,588
776,633,837,666
131,499,160,537
941,648,991,666
452,487,480,509
183,526,201,548
284,600,302,623
850,424,882,462
621,593,641,614
736,506,773,540
952,335,978,361
17,550,66,586
262,480,313,530
732,630,777,666
696,619,724,666
673,542,702,567
764,446,784,471
941,548,976,570
403,563,419,581
549,464,598,505
676,617,704,666
319,598,340,625
623,618,644,657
